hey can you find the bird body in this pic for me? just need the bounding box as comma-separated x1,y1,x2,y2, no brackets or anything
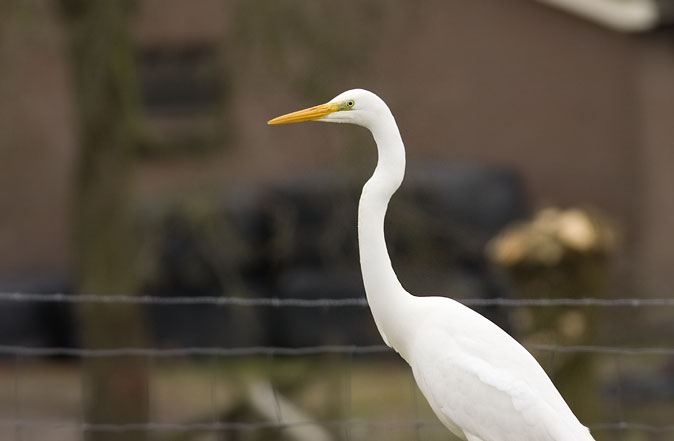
408,297,593,441
269,89,595,441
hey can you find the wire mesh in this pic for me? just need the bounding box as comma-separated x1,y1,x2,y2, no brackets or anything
1,292,673,441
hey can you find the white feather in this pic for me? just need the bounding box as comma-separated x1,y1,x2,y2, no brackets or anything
270,88,596,441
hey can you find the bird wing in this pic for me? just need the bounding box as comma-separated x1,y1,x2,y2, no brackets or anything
409,308,594,441
412,332,557,441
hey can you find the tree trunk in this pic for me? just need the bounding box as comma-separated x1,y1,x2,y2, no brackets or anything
59,2,148,441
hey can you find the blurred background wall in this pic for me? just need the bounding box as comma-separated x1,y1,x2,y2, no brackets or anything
1,0,672,296
0,1,673,440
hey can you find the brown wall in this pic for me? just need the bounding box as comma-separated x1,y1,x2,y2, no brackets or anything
634,36,674,297
0,0,670,296
0,1,75,277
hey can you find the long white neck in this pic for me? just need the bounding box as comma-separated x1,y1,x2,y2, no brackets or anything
358,112,416,353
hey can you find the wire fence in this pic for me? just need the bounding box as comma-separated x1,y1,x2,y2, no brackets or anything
2,419,674,434
2,292,674,441
3,292,674,307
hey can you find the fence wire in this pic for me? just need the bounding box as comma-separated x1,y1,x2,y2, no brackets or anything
1,292,673,440
1,344,673,358
3,292,674,307
2,419,674,434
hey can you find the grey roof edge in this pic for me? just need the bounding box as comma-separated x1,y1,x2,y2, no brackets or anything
535,0,671,33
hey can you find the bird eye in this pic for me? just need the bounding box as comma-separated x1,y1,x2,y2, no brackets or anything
346,100,355,108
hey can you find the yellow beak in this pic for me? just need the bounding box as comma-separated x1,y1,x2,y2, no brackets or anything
268,102,340,125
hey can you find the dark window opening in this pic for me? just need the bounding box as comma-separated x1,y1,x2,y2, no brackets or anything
135,43,230,157
138,43,222,115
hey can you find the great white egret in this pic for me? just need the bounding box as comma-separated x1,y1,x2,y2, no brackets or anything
268,89,595,441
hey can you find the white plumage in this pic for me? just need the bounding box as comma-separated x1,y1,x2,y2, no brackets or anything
269,89,595,441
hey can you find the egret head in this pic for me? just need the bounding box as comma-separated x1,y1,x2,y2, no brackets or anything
268,89,388,129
